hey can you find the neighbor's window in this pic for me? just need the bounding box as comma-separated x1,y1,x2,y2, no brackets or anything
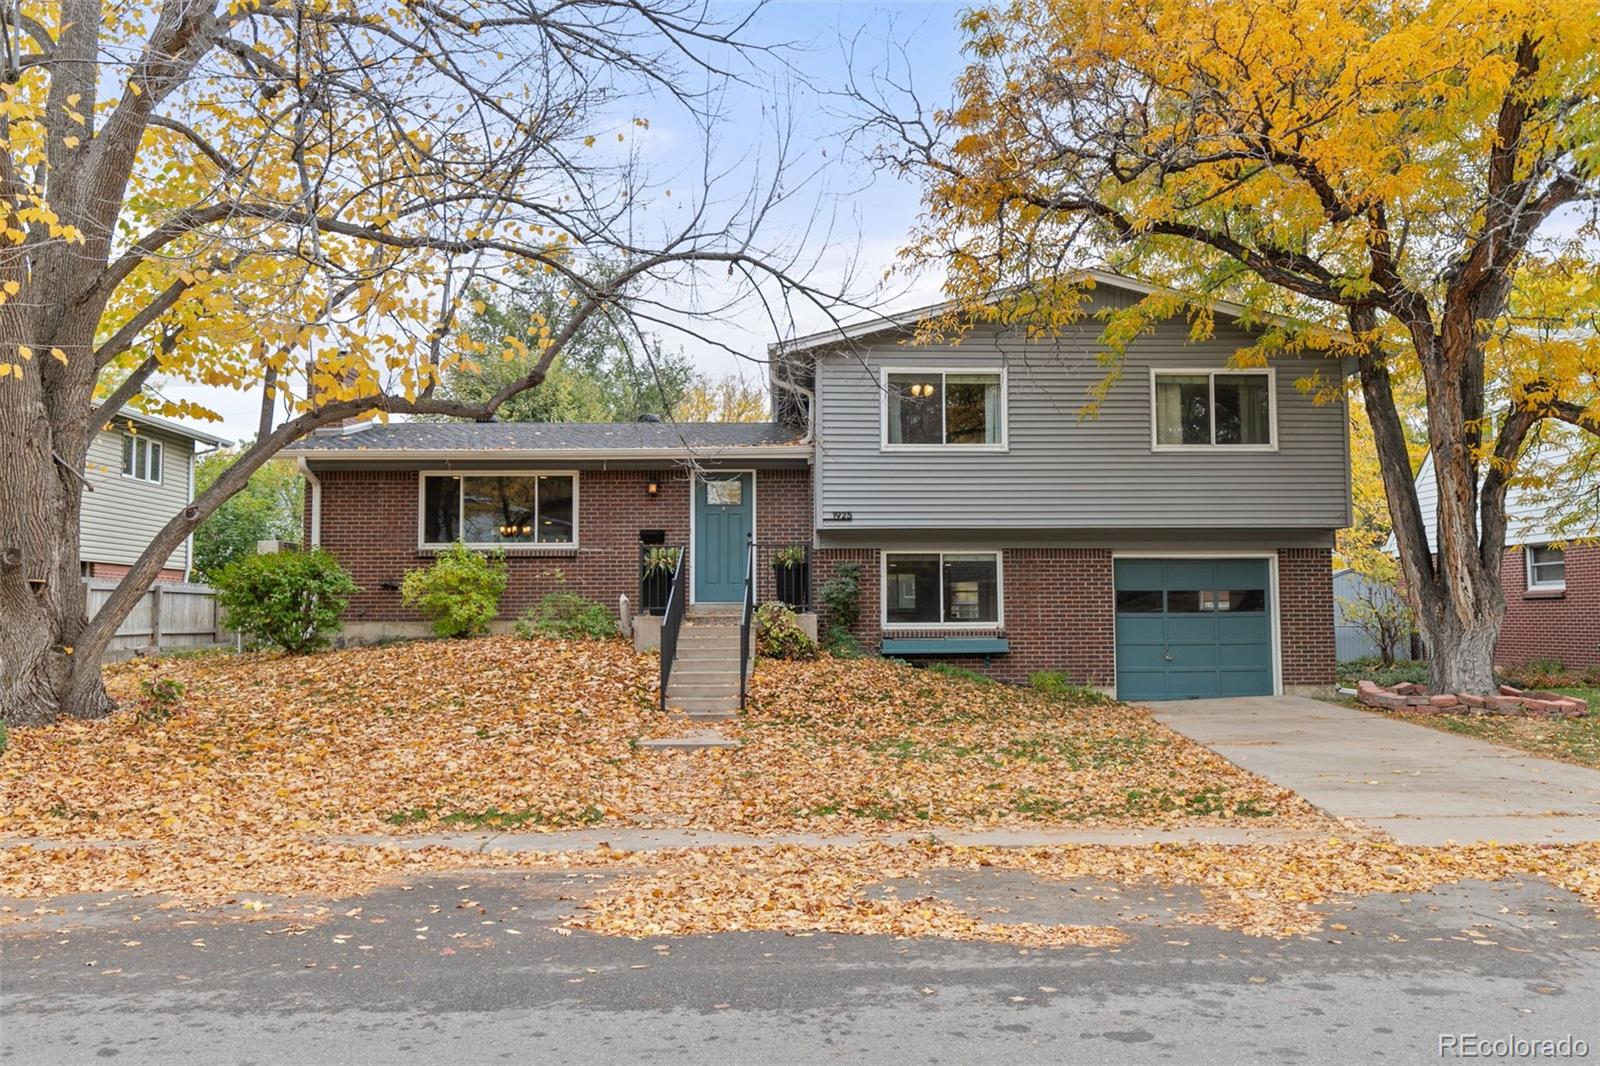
1526,545,1565,591
884,551,1001,626
1153,371,1273,447
886,370,1003,446
121,434,162,483
421,473,576,547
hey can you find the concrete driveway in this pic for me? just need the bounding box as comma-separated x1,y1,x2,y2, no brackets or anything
1150,695,1600,844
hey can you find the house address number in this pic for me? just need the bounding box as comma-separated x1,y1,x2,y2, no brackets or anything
828,511,853,522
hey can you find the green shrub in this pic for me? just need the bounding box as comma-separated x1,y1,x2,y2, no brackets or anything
755,602,818,660
1335,657,1430,689
214,548,359,653
819,563,861,656
136,677,187,724
1510,657,1575,689
516,589,616,640
1029,671,1116,706
401,542,508,638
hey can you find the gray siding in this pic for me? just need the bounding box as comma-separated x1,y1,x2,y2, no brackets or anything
82,424,196,572
814,311,1350,532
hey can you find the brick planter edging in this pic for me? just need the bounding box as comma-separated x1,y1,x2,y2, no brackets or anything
1355,680,1590,719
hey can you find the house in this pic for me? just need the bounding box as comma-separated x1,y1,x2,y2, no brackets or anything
283,272,1348,699
82,409,230,582
1407,448,1600,671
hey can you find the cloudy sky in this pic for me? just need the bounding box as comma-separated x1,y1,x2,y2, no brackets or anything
156,2,972,443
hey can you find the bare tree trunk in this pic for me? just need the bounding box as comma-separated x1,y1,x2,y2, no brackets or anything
1417,596,1503,694
0,365,114,726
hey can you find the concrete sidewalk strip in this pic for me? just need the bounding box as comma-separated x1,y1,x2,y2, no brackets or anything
1150,695,1600,845
323,826,1333,853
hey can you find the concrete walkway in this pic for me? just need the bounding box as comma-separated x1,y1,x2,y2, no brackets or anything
324,825,1325,854
1150,695,1600,845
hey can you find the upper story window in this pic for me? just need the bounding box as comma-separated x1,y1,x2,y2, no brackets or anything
1152,369,1275,449
1526,545,1565,591
420,473,576,548
121,434,162,483
884,369,1005,449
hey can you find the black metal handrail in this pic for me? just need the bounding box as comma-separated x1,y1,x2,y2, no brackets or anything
738,534,756,710
657,545,688,712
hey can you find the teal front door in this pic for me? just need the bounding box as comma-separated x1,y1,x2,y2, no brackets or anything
693,473,753,602
1114,559,1273,700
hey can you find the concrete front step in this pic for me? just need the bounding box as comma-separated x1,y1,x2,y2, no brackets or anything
667,695,741,714
637,729,740,751
665,681,739,697
672,709,737,722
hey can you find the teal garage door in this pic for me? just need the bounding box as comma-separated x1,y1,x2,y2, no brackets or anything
1114,559,1273,700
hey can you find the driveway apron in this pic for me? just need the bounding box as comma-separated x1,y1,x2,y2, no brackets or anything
1149,695,1600,844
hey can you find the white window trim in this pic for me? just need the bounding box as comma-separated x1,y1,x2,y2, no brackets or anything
1525,544,1566,592
120,434,163,484
880,550,1004,630
1148,366,1279,453
416,470,580,551
878,366,1009,453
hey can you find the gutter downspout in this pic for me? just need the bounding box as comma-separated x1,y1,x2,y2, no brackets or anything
185,439,224,583
297,457,322,548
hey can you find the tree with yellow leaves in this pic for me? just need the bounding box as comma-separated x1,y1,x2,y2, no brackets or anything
860,0,1599,693
0,1,855,725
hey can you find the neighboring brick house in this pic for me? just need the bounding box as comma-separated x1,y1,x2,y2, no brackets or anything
286,271,1348,698
1406,450,1600,671
82,409,230,583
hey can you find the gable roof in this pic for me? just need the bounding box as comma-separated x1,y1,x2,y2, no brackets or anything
107,408,231,448
769,269,1352,359
1402,444,1600,552
282,420,807,460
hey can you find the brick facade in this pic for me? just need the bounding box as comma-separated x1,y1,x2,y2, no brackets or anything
1277,547,1337,688
84,561,187,583
311,464,1337,691
1495,543,1600,670
811,544,1335,690
312,466,812,623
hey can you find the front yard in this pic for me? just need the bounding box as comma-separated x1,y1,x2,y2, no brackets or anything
1337,659,1600,769
0,636,1325,902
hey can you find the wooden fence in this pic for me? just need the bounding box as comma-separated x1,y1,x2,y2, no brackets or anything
85,579,227,655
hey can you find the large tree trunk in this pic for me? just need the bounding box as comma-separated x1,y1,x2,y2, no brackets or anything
0,375,115,727
1415,589,1503,694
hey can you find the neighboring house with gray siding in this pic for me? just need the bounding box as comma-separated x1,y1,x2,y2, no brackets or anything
82,410,229,582
286,271,1349,700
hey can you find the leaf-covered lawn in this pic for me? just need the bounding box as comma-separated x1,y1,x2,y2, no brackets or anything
0,637,1330,903
1376,687,1600,769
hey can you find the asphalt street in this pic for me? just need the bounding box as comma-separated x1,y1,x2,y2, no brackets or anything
3,868,1598,1065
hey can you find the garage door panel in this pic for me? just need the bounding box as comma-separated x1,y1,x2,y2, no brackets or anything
1167,670,1221,699
1217,614,1271,643
1215,559,1268,586
1166,615,1220,643
1115,616,1166,644
1115,643,1170,670
1166,643,1220,669
1218,669,1273,696
1118,670,1171,701
1114,560,1166,587
1164,560,1216,587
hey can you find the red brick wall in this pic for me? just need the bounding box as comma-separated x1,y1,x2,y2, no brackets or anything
1496,543,1600,670
86,562,188,584
312,466,810,622
1277,547,1336,688
814,545,1334,690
